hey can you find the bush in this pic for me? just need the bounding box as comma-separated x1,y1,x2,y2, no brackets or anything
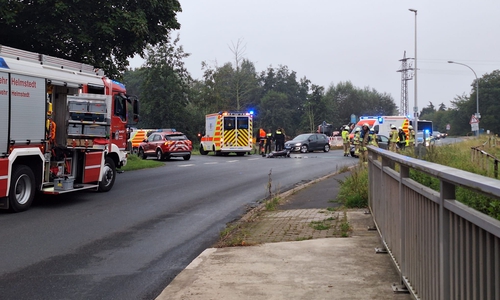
336,165,368,208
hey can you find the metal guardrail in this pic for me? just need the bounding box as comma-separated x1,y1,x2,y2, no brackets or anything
367,146,500,300
471,139,499,178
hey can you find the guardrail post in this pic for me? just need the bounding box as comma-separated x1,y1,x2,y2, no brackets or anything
439,180,454,300
400,165,409,279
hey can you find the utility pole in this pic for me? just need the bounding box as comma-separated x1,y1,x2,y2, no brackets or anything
397,51,413,116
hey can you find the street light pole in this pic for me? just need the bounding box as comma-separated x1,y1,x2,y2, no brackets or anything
409,8,418,150
448,61,480,137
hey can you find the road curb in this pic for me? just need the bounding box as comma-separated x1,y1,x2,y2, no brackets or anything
240,166,355,223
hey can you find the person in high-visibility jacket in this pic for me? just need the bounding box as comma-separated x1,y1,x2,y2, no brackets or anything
265,129,273,154
407,125,415,147
389,125,398,152
353,127,361,156
259,128,267,156
369,127,378,147
342,125,350,156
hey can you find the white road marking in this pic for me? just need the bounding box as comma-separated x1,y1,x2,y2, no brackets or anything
227,160,238,163
247,158,260,161
204,162,218,165
178,164,194,167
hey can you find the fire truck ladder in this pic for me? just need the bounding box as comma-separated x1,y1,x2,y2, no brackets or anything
0,44,104,76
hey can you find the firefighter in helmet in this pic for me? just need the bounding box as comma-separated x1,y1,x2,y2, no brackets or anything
353,127,361,157
389,125,398,152
359,123,370,163
408,125,416,147
342,125,350,156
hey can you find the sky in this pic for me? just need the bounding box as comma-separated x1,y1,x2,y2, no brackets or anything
129,0,500,119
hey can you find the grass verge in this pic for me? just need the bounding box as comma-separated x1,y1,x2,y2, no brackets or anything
121,155,164,171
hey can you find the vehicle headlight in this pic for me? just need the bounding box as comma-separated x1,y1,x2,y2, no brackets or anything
295,143,302,146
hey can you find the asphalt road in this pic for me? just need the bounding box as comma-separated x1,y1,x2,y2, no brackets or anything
0,150,357,300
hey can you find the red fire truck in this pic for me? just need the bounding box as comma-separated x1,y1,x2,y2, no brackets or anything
0,45,139,212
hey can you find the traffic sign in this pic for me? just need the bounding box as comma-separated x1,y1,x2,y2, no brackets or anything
446,124,450,131
469,114,479,124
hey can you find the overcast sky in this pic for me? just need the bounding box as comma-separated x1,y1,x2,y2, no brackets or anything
130,0,500,118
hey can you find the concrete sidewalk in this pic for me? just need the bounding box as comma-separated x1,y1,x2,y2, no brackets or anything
156,172,412,300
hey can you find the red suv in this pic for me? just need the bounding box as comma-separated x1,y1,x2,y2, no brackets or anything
138,130,192,161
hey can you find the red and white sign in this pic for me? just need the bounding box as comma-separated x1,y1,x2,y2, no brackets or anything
469,115,479,124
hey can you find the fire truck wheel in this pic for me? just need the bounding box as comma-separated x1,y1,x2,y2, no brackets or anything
183,154,191,160
9,165,35,212
199,145,208,155
98,157,116,192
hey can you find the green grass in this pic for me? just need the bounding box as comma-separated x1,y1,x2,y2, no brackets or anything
216,223,251,247
121,155,164,171
265,196,281,211
336,165,368,208
336,137,500,220
309,220,332,230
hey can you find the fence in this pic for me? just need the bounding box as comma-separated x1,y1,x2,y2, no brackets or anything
368,146,500,300
471,137,499,178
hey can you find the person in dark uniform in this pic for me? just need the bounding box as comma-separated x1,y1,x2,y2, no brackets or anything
274,127,285,151
265,129,273,154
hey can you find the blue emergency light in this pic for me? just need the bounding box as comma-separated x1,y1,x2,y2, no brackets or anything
377,117,384,123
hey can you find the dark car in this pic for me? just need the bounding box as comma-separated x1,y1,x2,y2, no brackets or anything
138,130,192,161
350,134,389,157
285,133,330,153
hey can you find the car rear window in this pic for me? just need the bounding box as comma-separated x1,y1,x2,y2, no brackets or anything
165,134,187,141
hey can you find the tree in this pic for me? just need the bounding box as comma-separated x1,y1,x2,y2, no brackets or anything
474,70,500,134
0,0,181,78
258,65,310,136
448,94,473,135
259,91,292,134
323,81,397,129
420,102,436,117
137,35,196,138
302,85,326,133
228,39,259,110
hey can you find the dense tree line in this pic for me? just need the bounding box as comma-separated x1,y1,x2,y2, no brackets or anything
123,37,398,141
126,34,500,141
